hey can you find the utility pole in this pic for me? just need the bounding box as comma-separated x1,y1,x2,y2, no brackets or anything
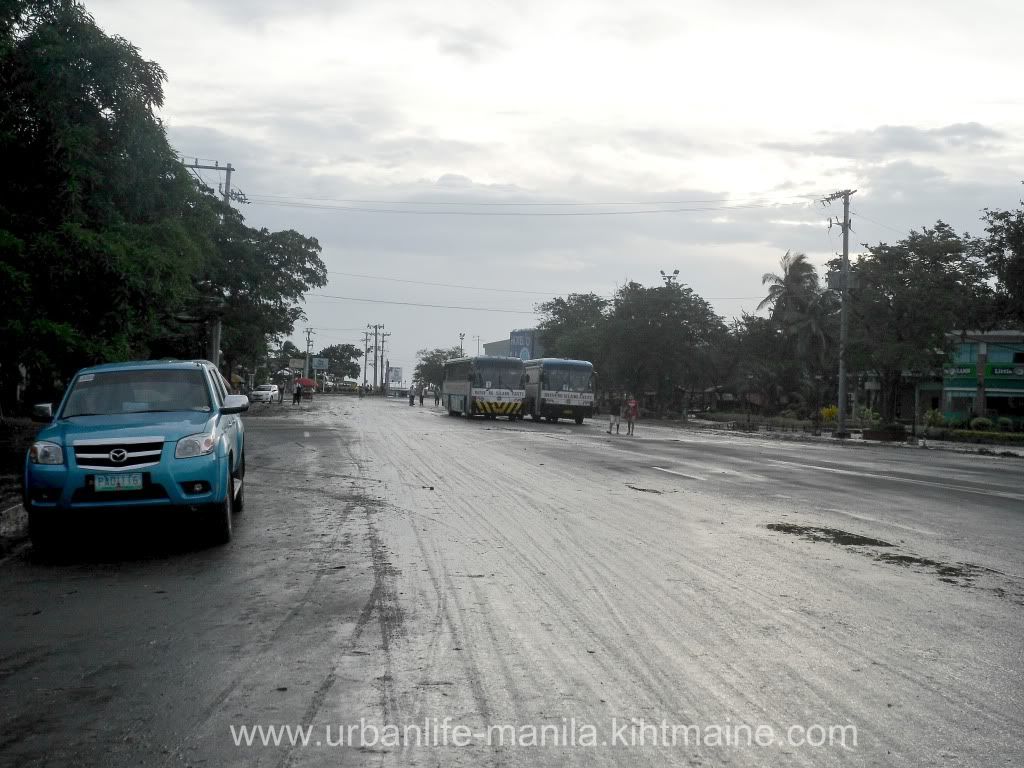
821,189,857,438
362,330,372,387
368,324,384,391
459,332,465,357
473,335,481,355
183,158,235,371
303,327,315,379
380,332,391,391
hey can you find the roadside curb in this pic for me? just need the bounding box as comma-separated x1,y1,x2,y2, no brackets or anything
658,421,1024,459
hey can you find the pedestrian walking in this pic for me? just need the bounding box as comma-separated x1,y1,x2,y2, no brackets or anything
408,386,416,406
293,382,303,405
433,387,440,406
418,383,425,406
607,392,621,434
277,384,283,404
626,393,639,435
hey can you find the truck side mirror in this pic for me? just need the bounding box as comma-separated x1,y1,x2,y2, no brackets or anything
31,403,54,422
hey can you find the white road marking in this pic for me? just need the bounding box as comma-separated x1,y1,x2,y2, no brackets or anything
764,458,1024,501
651,466,702,481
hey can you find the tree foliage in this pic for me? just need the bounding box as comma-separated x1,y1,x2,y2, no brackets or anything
980,192,1024,327
537,279,727,412
838,222,988,420
414,347,463,386
318,344,362,380
0,1,326,406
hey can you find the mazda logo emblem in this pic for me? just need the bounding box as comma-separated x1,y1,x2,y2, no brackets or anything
109,448,128,464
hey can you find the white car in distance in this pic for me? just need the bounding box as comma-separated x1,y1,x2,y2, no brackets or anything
249,384,279,403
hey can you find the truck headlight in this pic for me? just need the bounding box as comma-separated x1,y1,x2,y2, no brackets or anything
29,441,64,465
175,432,217,458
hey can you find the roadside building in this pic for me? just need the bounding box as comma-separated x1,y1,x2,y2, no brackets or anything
483,329,545,361
943,330,1024,425
482,338,510,357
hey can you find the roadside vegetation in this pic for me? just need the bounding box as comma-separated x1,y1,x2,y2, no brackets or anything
0,1,328,412
536,221,1023,430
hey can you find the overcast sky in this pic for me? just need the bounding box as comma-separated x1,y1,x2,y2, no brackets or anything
89,0,1024,381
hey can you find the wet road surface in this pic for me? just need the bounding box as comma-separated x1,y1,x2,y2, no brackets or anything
1,396,1022,766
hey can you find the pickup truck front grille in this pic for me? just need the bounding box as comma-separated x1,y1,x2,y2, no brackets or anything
72,438,165,470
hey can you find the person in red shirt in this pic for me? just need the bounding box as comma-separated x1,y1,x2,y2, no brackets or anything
626,394,639,435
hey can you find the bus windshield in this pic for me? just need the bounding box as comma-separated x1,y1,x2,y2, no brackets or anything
473,362,522,389
544,368,593,393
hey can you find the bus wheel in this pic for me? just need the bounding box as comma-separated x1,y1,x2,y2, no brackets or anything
575,416,584,425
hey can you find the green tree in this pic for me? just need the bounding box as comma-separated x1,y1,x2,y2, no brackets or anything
758,251,819,320
0,1,329,407
840,222,989,421
201,213,327,376
602,278,726,411
318,344,362,380
0,0,210,403
980,192,1024,327
536,293,609,368
415,346,463,387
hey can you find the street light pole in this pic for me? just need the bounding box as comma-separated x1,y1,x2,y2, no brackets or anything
459,333,465,357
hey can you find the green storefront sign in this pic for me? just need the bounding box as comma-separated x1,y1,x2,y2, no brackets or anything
988,364,1024,379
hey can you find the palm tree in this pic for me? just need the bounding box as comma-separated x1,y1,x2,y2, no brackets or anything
758,251,819,321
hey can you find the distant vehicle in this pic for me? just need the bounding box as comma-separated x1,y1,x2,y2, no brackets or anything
338,380,359,393
442,356,526,420
23,360,248,551
524,358,596,424
248,383,278,403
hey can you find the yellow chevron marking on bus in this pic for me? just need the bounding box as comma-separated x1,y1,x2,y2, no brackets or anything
476,401,522,414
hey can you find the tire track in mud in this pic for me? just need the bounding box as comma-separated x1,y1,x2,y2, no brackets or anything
359,419,508,765
161,416,366,768
327,401,1024,766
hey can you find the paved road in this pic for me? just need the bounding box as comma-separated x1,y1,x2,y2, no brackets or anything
1,397,1022,767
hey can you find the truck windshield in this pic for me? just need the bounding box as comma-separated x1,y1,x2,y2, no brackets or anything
544,368,593,392
473,363,523,389
62,369,212,417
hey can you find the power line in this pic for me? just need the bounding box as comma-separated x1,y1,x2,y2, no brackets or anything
851,211,906,236
307,293,537,314
247,198,808,217
321,271,765,301
248,191,819,207
327,270,555,295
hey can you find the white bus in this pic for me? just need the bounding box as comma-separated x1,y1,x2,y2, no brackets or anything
523,358,596,424
442,356,526,420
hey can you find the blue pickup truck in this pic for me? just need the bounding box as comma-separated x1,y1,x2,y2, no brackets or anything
23,359,248,550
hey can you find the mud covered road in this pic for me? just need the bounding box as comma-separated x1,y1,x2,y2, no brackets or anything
1,397,1022,767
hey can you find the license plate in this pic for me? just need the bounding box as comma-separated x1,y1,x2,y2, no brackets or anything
94,473,143,492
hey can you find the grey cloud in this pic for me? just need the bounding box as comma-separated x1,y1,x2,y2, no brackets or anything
764,122,1005,159
167,122,1024,370
410,21,505,62
184,0,356,26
